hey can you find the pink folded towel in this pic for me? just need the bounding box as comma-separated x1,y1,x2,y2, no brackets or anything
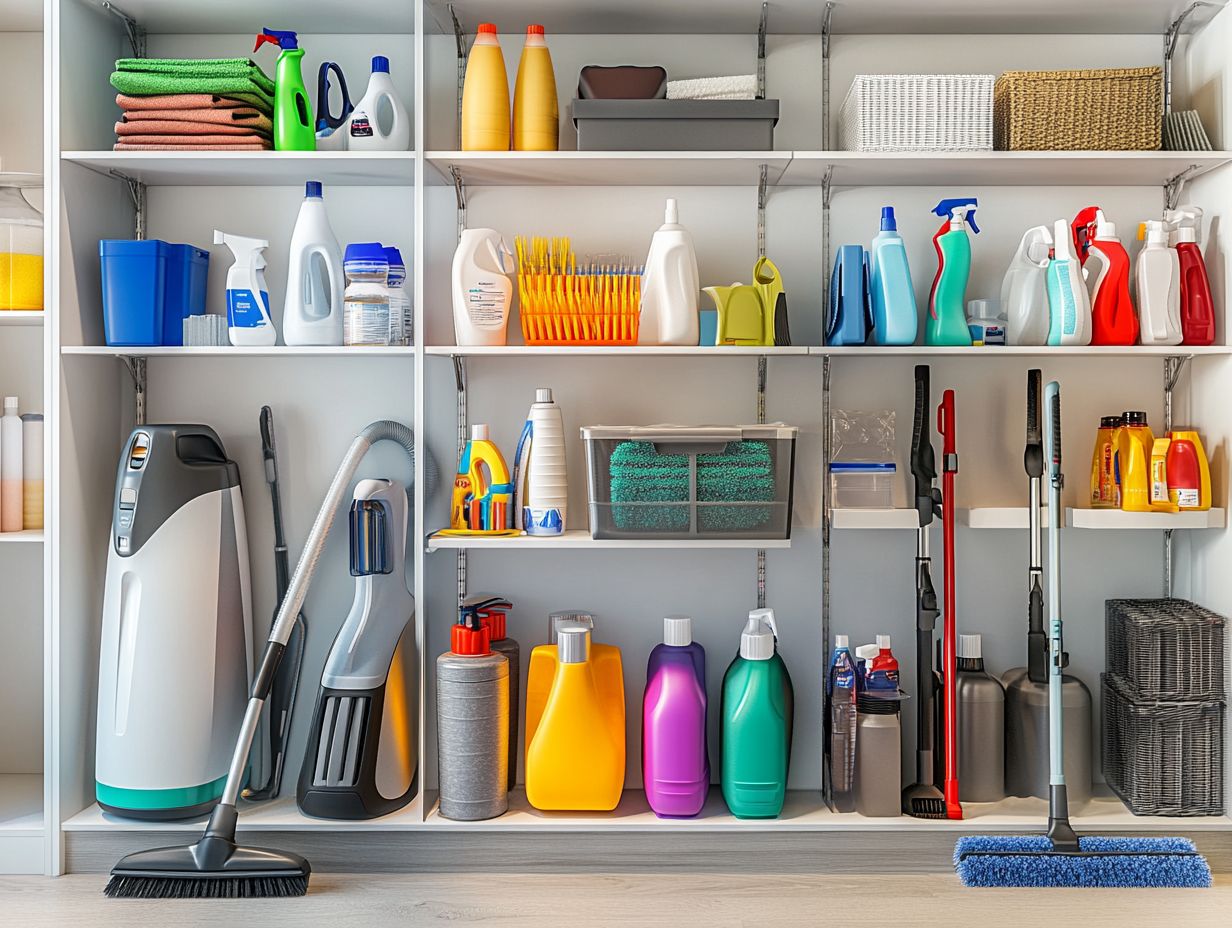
120,107,272,131
114,141,272,151
115,119,271,138
115,93,256,111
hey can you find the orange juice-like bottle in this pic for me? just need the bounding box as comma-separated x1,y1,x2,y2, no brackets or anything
1116,410,1155,512
525,624,625,811
512,25,559,151
461,23,510,151
1090,415,1120,508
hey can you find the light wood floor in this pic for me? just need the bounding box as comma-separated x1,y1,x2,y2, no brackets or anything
3,873,1232,927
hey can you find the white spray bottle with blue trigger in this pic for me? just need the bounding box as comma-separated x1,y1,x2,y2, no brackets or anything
214,230,275,346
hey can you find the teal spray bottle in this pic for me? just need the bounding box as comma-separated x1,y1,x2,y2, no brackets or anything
926,198,979,346
254,28,315,151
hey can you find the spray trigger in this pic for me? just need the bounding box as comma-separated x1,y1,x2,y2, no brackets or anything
254,27,299,52
931,198,979,235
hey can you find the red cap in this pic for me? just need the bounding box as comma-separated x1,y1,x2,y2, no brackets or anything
451,621,491,656
478,23,498,34
481,609,508,641
526,24,545,35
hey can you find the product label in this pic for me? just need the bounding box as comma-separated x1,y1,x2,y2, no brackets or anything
349,110,373,138
968,323,1005,346
226,288,271,328
1172,488,1200,509
465,282,507,325
1151,459,1169,504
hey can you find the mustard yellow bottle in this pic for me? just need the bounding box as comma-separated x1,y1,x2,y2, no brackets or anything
1116,411,1155,512
1090,416,1120,508
512,25,559,152
461,23,510,151
525,624,625,811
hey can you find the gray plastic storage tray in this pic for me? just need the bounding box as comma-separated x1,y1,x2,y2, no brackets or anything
572,99,779,151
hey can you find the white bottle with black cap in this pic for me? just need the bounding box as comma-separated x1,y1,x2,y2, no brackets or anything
956,633,1006,803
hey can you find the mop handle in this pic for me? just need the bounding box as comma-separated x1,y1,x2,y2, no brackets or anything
938,390,960,808
1044,381,1064,787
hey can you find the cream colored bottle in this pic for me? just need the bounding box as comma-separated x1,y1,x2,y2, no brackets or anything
461,23,510,151
512,25,559,151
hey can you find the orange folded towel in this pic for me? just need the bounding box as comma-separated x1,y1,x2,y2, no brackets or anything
115,119,271,138
120,108,273,132
113,141,272,151
115,92,259,111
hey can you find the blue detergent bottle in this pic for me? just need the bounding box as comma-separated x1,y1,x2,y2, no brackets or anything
826,245,871,346
927,198,979,346
869,207,919,345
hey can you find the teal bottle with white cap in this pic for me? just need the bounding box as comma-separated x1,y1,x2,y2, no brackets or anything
720,608,794,819
870,206,918,345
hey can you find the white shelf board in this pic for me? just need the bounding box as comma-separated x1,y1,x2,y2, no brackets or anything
960,507,1056,529
63,793,423,833
427,529,791,551
424,345,809,357
88,0,413,34
61,151,413,187
426,0,1205,35
1067,507,1227,530
0,774,44,836
0,311,43,326
831,508,919,530
62,345,415,358
428,151,789,186
811,345,1232,357
784,152,1232,188
0,529,43,544
422,787,1232,833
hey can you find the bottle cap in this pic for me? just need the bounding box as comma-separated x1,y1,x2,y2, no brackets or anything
663,615,692,647
855,643,880,662
880,206,896,232
740,609,777,661
383,246,405,269
477,23,498,35
957,633,982,660
664,197,679,225
483,609,507,641
535,387,553,403
471,423,490,441
3,397,17,413
372,55,390,73
1101,415,1123,429
451,611,491,656
462,593,513,640
557,623,591,664
1123,411,1148,427
305,181,323,198
344,242,388,264
21,413,42,422
1095,209,1116,240
526,24,545,35
835,634,849,649
876,634,891,651
549,611,594,643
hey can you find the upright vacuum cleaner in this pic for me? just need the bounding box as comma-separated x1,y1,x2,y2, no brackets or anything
1003,370,1092,803
96,426,253,820
107,421,433,899
297,477,418,820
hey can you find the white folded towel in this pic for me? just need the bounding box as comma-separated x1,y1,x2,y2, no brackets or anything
666,75,758,101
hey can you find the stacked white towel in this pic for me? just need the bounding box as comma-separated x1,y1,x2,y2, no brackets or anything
666,75,758,101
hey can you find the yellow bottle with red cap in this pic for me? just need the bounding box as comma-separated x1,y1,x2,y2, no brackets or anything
512,25,559,151
461,23,510,151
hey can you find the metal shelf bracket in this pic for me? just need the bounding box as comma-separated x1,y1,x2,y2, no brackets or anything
121,356,147,425
449,4,469,149
99,1,145,59
821,1,836,150
1162,353,1194,599
757,2,768,100
451,165,467,238
109,170,146,241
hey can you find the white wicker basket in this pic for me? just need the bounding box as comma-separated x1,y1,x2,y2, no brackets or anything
839,74,994,151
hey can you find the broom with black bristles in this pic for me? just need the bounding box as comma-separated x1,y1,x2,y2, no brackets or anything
106,420,431,899
954,381,1212,888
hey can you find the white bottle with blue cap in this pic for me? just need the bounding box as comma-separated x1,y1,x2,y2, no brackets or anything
347,56,410,152
283,180,345,346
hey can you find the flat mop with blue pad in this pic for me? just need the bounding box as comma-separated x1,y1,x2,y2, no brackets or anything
955,381,1212,889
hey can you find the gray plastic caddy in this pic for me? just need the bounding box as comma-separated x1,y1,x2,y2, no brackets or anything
572,99,780,151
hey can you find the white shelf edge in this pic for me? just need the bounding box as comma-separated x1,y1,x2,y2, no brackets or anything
423,345,809,357
0,530,43,544
1066,507,1227,530
0,311,44,326
831,508,919,530
427,529,791,551
61,346,415,358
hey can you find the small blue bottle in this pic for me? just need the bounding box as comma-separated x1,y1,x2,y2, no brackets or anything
869,206,919,346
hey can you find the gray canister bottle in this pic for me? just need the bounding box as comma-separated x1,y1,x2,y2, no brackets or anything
464,594,520,791
436,617,510,821
955,634,1006,803
1003,667,1092,803
854,695,901,817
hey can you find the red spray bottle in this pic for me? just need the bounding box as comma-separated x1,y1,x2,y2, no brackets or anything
1073,207,1138,346
1166,207,1215,346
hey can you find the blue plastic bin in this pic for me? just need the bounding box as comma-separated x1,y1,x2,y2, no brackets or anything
162,244,210,346
100,240,169,347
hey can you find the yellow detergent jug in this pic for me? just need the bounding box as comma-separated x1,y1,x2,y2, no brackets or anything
512,25,559,151
525,624,625,811
461,23,510,151
1116,411,1155,512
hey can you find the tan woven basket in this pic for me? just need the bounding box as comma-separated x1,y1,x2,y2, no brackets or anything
994,67,1163,151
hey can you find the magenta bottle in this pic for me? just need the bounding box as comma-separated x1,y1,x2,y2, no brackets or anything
643,615,709,817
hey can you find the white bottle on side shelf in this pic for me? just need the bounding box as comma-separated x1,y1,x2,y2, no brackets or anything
639,198,700,346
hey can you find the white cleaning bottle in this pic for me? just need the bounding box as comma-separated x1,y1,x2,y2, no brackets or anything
639,198,700,346
514,387,567,535
1046,218,1091,346
1002,225,1052,346
347,56,411,152
1136,219,1182,346
214,230,275,347
452,228,514,346
1,397,22,532
283,181,345,346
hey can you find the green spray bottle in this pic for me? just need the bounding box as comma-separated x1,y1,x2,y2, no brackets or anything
926,197,979,346
720,608,794,819
254,28,315,151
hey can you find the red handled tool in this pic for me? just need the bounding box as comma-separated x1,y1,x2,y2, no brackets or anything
938,389,963,821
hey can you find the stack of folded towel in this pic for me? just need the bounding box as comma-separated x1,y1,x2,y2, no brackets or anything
110,58,276,151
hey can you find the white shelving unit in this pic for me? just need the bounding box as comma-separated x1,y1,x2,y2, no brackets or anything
25,0,1232,878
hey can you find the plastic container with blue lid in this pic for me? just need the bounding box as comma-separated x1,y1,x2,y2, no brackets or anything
830,461,896,509
343,242,391,346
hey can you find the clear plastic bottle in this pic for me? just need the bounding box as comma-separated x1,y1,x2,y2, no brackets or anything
826,634,858,812
385,246,411,346
343,242,391,346
0,177,43,312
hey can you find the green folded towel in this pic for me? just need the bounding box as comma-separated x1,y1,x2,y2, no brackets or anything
111,58,275,113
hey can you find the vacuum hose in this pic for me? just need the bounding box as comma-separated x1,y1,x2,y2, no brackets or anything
219,420,434,808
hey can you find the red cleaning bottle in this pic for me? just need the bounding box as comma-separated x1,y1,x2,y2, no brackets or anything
1168,207,1215,346
1083,210,1138,346
1166,439,1202,510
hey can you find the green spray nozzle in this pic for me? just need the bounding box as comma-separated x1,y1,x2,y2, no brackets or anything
932,198,980,234
254,27,299,52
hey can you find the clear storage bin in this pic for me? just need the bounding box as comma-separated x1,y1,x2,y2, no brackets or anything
0,175,43,312
830,462,895,509
581,424,797,540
